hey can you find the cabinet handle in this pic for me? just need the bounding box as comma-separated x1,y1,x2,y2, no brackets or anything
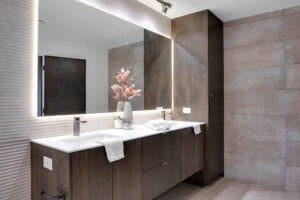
209,94,214,98
162,162,168,166
41,191,65,200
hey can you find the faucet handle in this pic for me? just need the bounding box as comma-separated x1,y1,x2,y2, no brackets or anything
74,117,87,123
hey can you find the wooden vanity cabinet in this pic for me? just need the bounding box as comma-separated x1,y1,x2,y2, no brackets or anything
181,127,204,181
113,139,142,200
141,131,181,200
31,143,113,200
31,125,205,200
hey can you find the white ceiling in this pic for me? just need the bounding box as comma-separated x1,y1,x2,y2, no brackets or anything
138,0,300,21
39,0,143,50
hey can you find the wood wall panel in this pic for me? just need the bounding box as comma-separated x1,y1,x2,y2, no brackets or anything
144,30,172,110
172,11,209,122
0,0,167,199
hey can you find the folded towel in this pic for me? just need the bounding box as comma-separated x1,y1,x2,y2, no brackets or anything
98,138,124,162
145,123,171,131
146,119,176,131
193,125,201,135
147,119,169,127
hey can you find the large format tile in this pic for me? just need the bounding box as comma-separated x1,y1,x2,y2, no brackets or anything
224,66,285,91
225,114,285,140
286,115,300,142
224,42,285,68
286,142,300,167
284,14,300,39
224,17,283,49
248,159,286,189
285,91,300,115
225,90,286,115
285,166,300,192
285,39,300,65
286,65,300,89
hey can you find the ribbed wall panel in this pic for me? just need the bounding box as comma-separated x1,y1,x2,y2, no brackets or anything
0,0,169,199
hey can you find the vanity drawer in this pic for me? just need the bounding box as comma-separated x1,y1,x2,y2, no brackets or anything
142,131,180,171
142,158,181,200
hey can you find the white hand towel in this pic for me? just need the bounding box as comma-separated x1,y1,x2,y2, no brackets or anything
193,125,201,135
99,138,124,162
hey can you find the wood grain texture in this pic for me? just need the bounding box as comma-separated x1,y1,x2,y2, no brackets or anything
113,140,142,200
31,143,71,200
181,127,204,181
0,0,165,199
142,131,180,171
71,147,112,200
144,29,172,110
142,158,181,200
172,10,224,185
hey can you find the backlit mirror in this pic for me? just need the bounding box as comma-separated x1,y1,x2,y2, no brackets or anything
38,0,171,116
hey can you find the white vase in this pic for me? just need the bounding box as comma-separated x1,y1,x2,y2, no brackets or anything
116,101,124,112
123,101,133,128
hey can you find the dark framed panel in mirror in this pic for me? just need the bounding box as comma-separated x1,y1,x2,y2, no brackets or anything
38,0,171,116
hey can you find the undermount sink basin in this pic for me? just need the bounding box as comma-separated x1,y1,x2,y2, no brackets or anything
60,133,121,146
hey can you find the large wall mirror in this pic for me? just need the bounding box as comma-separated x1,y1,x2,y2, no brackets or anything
38,0,172,116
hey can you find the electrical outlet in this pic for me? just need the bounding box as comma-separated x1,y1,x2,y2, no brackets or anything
183,107,191,114
43,156,53,171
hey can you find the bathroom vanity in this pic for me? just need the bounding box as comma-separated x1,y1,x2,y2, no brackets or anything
31,122,205,200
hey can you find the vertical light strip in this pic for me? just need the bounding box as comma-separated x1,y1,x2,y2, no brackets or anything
171,40,174,109
32,0,39,117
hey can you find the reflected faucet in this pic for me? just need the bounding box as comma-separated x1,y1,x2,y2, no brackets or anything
73,117,87,136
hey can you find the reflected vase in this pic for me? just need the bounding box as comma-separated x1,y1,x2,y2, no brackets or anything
123,101,133,129
116,101,124,112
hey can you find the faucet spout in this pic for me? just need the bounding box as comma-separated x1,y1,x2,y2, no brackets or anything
73,117,87,136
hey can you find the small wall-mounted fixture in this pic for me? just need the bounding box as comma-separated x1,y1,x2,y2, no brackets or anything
156,0,172,15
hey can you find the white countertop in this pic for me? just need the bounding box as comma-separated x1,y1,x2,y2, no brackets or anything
31,120,205,153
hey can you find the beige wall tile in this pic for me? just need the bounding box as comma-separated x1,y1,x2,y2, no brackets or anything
224,18,283,49
286,142,300,167
225,66,285,91
285,39,300,65
285,91,300,115
286,115,300,142
225,90,286,115
224,42,285,68
284,14,300,39
247,138,285,165
285,166,300,192
248,160,286,189
225,114,285,140
283,5,300,16
286,65,300,89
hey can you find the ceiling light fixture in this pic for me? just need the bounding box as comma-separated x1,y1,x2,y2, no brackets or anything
156,0,172,15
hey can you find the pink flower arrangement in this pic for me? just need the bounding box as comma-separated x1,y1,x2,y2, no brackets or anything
111,68,142,101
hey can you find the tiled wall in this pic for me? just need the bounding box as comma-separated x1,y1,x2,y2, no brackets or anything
224,6,300,191
0,0,169,199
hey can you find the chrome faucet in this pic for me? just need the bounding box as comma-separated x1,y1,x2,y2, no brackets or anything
161,110,166,120
73,117,87,136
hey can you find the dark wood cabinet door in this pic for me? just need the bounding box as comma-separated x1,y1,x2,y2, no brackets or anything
113,140,142,200
181,127,204,181
142,131,180,171
142,158,181,200
44,56,86,116
71,147,112,200
31,143,71,200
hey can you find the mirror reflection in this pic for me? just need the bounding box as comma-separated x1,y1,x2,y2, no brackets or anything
38,0,171,116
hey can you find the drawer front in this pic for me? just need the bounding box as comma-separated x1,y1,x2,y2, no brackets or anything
142,131,180,171
142,158,181,200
